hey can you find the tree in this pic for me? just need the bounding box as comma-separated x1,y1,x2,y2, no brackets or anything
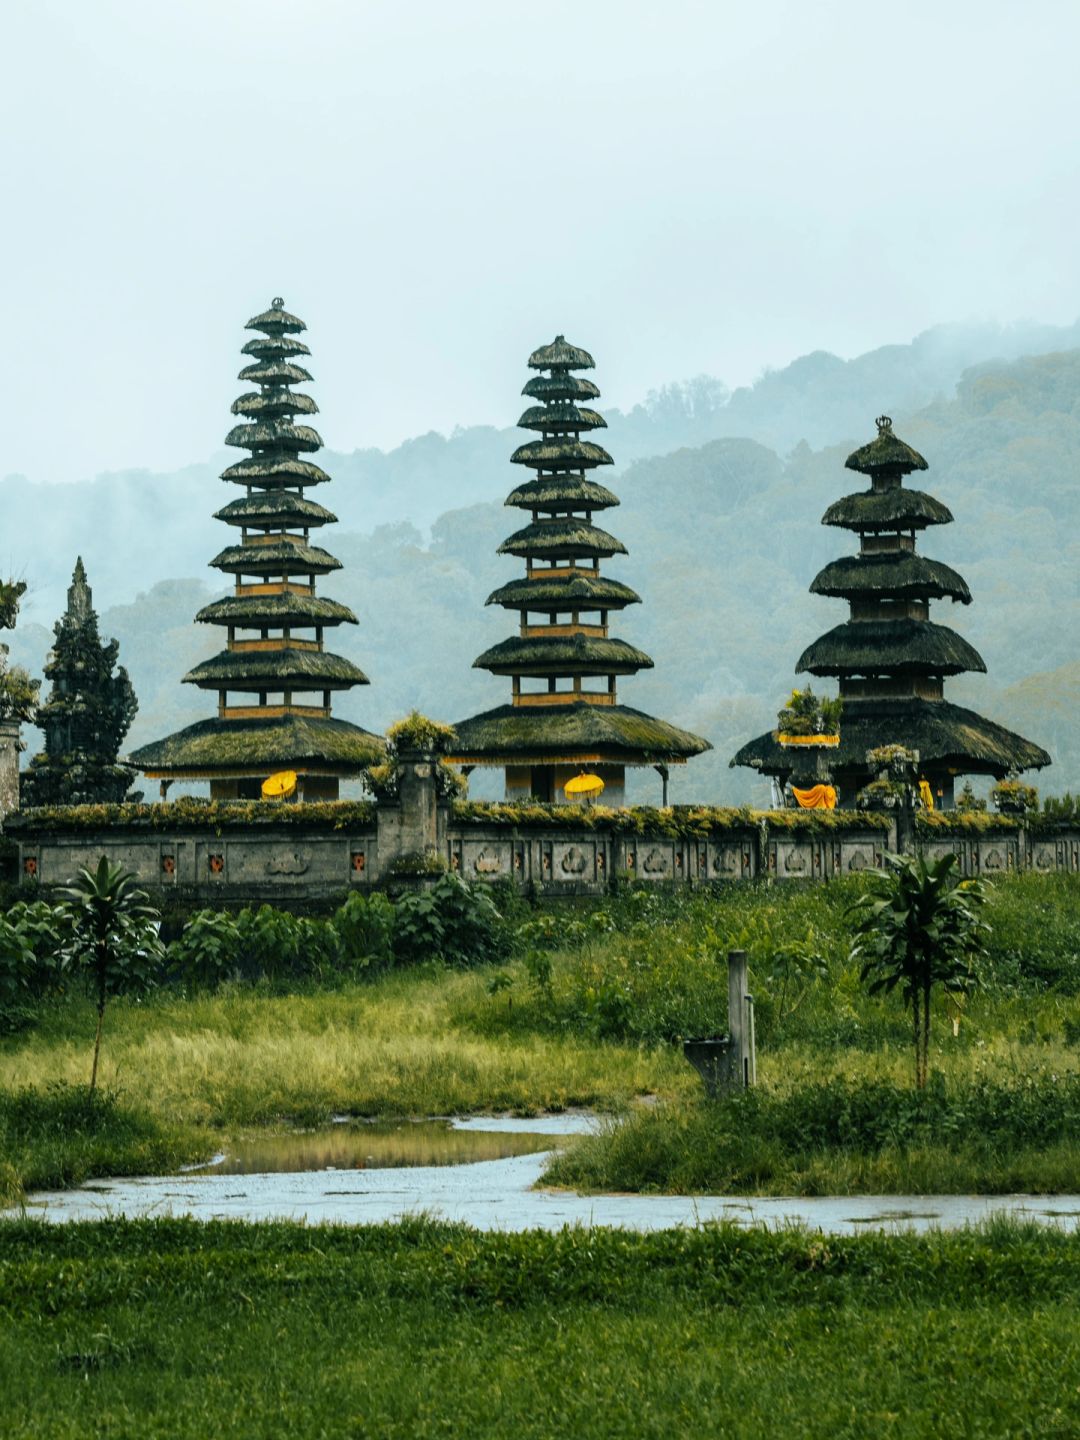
59,857,162,1097
0,578,39,726
21,558,139,806
848,853,989,1090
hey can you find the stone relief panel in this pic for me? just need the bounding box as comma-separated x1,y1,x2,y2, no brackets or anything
642,846,671,876
472,846,504,876
558,845,590,876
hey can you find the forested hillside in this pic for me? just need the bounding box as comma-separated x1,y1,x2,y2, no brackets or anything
6,326,1078,804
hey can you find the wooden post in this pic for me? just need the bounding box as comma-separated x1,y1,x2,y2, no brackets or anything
727,949,753,1088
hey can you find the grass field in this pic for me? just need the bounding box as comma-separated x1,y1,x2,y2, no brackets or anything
3,1217,1080,1439
2,873,1080,1203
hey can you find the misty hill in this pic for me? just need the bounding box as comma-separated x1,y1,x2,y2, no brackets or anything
6,316,1079,629
6,326,1079,805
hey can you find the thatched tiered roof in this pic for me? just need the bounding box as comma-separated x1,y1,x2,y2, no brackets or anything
450,336,709,777
797,619,986,676
810,554,970,602
732,699,1050,781
822,487,954,532
133,713,382,779
451,704,710,768
131,298,379,787
730,415,1049,790
474,635,653,676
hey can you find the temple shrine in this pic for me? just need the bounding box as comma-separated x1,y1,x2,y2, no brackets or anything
132,300,382,798
449,336,709,803
732,417,1050,805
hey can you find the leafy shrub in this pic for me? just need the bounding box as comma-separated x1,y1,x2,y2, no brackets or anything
167,909,243,989
393,873,509,969
333,891,395,975
233,905,341,984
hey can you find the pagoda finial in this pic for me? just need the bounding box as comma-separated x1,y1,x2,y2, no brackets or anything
68,556,91,620
876,415,893,435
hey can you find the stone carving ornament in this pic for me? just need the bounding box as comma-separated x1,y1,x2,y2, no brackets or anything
560,846,588,875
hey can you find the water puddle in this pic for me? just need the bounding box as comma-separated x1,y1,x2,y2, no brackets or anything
7,1111,1080,1234
183,1119,570,1176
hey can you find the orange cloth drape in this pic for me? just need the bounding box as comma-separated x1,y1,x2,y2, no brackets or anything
792,784,837,810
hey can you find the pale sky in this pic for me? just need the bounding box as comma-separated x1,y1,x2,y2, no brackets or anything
3,0,1079,483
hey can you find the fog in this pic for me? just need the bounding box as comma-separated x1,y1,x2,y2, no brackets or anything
3,0,1080,483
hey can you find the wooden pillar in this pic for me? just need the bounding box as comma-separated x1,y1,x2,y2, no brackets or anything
655,763,669,807
727,949,754,1089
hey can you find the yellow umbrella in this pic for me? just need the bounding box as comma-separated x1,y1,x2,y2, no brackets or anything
261,770,298,800
564,772,605,800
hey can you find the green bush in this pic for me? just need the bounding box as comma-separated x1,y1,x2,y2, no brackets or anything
393,873,509,969
0,900,71,1032
167,909,243,988
332,891,395,975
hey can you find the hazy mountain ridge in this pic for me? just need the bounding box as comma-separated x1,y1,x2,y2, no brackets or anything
6,320,1079,804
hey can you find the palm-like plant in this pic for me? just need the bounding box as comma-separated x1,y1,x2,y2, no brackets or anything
849,852,989,1089
59,857,162,1097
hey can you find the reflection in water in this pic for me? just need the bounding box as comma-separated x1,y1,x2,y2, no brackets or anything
196,1120,558,1175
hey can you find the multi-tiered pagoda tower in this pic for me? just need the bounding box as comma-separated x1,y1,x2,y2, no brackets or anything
732,417,1049,805
132,299,382,799
449,337,709,803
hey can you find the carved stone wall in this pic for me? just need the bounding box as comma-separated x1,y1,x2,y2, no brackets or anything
9,801,1080,905
12,827,379,903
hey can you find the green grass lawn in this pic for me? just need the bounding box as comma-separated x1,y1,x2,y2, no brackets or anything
3,1218,1080,1439
3,873,1080,1203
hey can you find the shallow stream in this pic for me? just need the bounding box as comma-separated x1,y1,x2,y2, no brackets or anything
9,1113,1080,1234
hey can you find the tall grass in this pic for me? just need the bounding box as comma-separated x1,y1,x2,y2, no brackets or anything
548,1072,1080,1195
0,969,687,1131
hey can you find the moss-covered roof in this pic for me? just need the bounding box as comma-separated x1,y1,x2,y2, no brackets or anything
810,554,971,603
213,493,337,528
517,404,606,433
498,520,627,560
237,360,313,387
521,374,601,403
510,439,613,471
245,299,306,335
528,336,594,370
448,702,711,765
797,619,986,677
210,539,342,576
220,456,331,488
822,487,954,531
473,634,653,677
240,334,312,362
183,648,369,689
230,390,319,420
486,574,641,611
504,475,620,511
224,420,322,454
130,713,383,776
196,593,358,628
730,697,1050,779
844,420,929,476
